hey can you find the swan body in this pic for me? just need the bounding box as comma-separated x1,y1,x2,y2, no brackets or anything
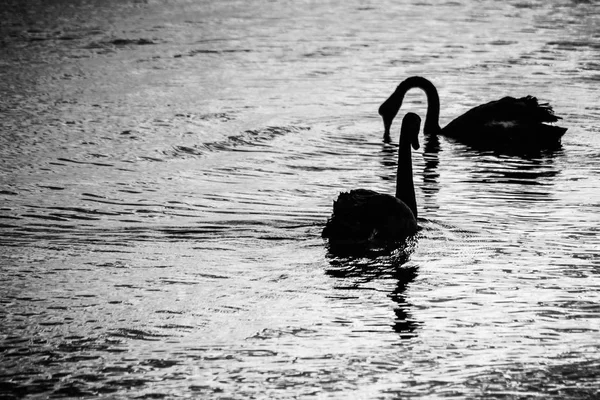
322,113,421,244
379,76,567,150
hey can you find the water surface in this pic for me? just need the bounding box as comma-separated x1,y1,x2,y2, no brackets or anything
1,0,599,398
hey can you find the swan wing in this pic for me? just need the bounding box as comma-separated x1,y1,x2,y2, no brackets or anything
443,96,566,142
448,96,561,127
481,96,562,124
323,190,417,241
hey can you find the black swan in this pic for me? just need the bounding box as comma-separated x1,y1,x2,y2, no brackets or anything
378,76,567,150
322,112,421,244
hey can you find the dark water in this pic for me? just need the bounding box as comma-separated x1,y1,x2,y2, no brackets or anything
1,0,599,398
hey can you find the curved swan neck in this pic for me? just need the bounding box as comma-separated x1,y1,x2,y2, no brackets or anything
397,77,441,135
380,76,441,139
396,115,419,219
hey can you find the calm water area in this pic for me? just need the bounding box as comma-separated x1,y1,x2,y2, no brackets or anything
1,0,599,398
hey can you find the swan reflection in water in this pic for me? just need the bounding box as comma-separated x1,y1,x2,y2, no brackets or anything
457,147,563,186
379,76,567,153
325,246,421,339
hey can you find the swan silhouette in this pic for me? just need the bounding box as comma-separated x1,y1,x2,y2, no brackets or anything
379,76,567,150
322,112,421,244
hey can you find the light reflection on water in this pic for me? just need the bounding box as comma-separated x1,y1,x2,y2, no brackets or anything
1,0,600,398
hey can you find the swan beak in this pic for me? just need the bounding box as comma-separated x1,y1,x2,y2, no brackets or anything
412,136,420,150
382,116,392,141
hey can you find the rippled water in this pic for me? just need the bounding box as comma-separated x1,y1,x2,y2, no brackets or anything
1,0,599,398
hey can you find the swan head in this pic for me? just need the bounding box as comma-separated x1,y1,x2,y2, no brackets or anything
401,112,421,150
379,95,403,141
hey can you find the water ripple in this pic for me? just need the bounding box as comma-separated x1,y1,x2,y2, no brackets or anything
1,0,599,399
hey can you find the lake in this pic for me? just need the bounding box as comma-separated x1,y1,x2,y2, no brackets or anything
1,0,599,398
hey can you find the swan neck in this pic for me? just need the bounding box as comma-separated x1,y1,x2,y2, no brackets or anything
396,132,417,219
398,77,441,135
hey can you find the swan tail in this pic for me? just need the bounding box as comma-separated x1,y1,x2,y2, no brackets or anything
323,190,372,239
523,95,562,123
